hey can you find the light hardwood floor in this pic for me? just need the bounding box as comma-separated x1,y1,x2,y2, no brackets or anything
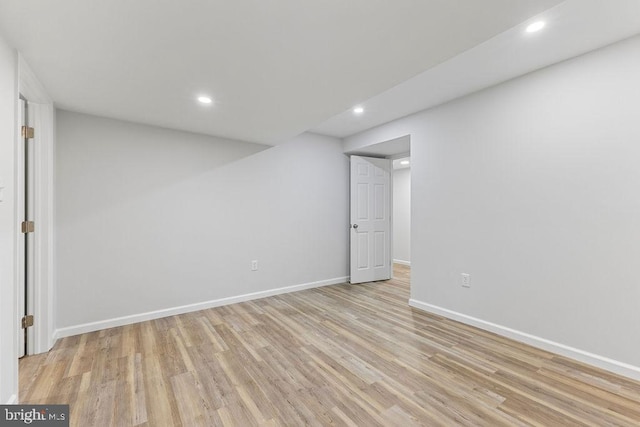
20,265,640,426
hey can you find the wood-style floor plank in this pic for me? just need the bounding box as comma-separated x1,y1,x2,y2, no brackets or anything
19,265,640,426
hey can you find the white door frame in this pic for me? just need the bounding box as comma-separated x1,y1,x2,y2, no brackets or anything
15,55,55,355
17,97,26,357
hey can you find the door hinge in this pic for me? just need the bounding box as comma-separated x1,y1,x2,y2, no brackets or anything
22,315,34,329
21,221,35,233
21,126,35,139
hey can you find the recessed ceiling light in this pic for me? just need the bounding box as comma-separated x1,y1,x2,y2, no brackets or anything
400,160,410,165
526,21,546,33
197,96,213,104
353,106,364,114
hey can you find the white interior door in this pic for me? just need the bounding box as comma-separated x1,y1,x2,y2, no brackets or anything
25,99,36,355
17,97,35,357
17,98,26,358
350,155,392,284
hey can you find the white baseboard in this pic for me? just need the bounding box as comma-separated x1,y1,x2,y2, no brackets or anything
409,299,640,382
6,394,17,404
393,259,411,266
54,276,348,340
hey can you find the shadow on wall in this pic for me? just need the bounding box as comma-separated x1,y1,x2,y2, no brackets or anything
56,110,270,225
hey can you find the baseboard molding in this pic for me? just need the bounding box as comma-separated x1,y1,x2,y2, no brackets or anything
54,276,349,340
6,394,17,404
393,259,411,266
409,299,640,382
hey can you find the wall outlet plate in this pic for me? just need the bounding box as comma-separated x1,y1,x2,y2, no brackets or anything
251,260,258,271
461,273,470,288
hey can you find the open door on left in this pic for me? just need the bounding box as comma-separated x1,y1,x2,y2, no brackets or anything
18,97,35,357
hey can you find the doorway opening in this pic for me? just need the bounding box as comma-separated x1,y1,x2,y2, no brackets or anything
15,56,57,361
391,155,411,290
345,134,411,289
392,156,411,268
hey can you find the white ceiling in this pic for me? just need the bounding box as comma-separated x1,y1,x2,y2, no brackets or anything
0,0,562,145
313,0,640,139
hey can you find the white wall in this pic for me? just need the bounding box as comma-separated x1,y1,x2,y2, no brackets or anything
56,111,349,334
0,34,18,403
344,35,640,379
393,167,410,264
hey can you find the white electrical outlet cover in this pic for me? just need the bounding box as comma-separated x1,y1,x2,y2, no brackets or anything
461,273,470,288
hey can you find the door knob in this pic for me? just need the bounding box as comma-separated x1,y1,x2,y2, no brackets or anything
352,224,359,229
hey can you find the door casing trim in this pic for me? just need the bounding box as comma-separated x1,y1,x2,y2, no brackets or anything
16,55,55,355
